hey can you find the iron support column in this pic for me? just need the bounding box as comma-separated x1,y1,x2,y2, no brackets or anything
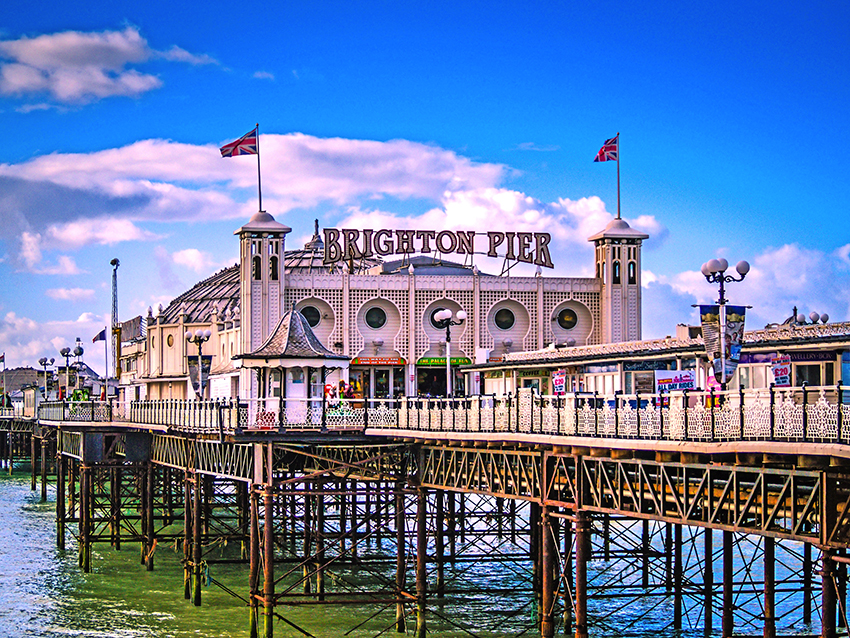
192,474,202,606
415,487,427,638
56,453,65,550
823,553,837,638
395,483,406,633
674,523,683,630
723,530,734,638
575,511,590,638
436,489,445,598
263,480,275,638
249,486,259,638
704,528,714,636
40,437,48,502
764,535,775,638
541,506,556,638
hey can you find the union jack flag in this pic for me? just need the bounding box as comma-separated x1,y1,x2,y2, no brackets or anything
594,135,618,162
220,127,259,157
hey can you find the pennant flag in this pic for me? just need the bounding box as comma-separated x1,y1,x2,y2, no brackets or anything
0,353,4,363
220,127,259,157
594,135,619,162
92,328,107,343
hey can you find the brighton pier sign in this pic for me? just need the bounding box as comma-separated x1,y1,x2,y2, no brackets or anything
323,228,554,268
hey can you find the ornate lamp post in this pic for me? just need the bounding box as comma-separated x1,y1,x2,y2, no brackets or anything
185,329,211,398
700,258,749,388
59,347,72,399
432,309,467,397
38,357,54,399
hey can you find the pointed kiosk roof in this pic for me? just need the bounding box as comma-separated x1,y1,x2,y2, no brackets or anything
234,310,349,370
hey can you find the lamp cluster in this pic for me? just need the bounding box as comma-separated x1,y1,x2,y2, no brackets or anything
185,329,212,345
700,258,750,305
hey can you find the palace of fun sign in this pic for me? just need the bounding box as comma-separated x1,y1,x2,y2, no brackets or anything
323,229,555,268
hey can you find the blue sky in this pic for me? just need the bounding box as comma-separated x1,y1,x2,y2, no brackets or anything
1,1,848,375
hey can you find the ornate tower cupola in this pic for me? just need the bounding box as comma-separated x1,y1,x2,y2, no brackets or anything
235,211,292,353
588,218,649,343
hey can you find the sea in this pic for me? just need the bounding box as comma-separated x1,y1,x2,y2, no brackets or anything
0,474,822,638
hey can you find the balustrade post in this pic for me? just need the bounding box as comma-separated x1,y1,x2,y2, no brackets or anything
683,389,690,440
593,391,599,436
658,391,665,439
838,382,844,443
635,391,641,437
710,388,716,440
739,387,745,439
613,391,620,437
802,382,809,441
769,384,776,440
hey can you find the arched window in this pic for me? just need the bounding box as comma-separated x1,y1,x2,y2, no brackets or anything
628,261,637,285
269,256,279,281
252,255,261,280
613,260,621,284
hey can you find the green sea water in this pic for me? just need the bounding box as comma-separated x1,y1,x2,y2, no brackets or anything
0,473,821,638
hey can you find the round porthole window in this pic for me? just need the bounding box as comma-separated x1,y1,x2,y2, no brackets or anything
300,305,321,327
166,334,174,347
557,308,578,330
365,306,387,329
494,308,515,330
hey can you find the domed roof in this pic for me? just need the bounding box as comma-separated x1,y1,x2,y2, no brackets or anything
587,217,649,242
234,210,292,235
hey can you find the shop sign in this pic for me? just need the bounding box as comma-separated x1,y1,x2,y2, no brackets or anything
582,364,618,374
350,356,406,365
518,370,550,377
552,369,567,395
487,355,504,363
654,370,696,393
484,371,503,379
786,351,836,362
771,355,791,387
417,357,472,366
324,228,554,268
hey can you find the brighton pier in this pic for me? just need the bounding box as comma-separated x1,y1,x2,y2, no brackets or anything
2,384,850,638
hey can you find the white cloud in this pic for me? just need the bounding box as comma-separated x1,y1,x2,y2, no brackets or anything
45,288,95,301
0,26,216,103
335,188,661,278
45,218,162,249
172,248,217,273
253,70,274,80
0,309,108,374
157,45,217,65
648,243,850,331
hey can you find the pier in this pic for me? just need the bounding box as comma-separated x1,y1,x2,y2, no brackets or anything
2,385,850,637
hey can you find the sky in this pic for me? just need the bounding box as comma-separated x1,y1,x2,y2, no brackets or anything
1,1,848,377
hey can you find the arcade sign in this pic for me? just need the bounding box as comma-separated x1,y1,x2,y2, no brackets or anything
324,228,554,268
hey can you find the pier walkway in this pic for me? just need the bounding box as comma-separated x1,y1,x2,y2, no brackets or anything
3,385,850,638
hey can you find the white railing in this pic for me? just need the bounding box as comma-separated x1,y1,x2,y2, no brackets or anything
33,385,850,447
390,385,850,445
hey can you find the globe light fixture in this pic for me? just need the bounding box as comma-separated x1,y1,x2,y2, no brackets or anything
185,329,212,398
701,258,750,389
432,308,467,397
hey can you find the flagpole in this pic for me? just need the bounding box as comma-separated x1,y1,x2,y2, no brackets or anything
103,327,108,400
255,123,263,212
616,132,621,220
2,353,6,408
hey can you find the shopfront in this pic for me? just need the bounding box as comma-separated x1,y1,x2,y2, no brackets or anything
416,357,470,397
349,357,406,400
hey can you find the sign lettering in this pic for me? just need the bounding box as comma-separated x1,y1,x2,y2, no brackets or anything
324,228,554,268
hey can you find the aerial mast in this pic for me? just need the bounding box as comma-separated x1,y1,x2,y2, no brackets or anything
110,258,120,380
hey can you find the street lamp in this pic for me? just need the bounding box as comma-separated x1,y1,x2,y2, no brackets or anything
59,347,72,399
432,308,467,397
38,357,54,399
185,329,212,399
700,258,750,388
